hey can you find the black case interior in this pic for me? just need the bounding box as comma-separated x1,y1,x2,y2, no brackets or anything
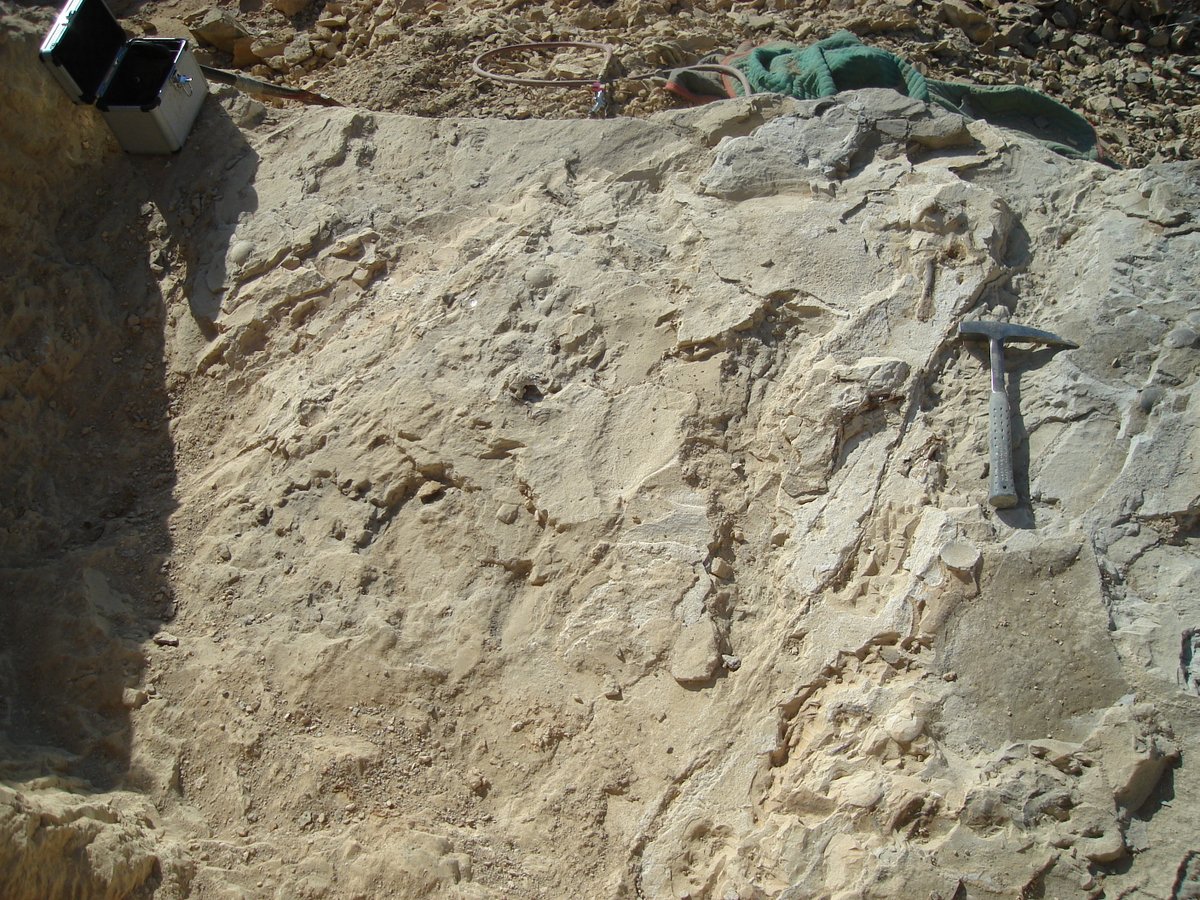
45,0,126,104
98,40,180,110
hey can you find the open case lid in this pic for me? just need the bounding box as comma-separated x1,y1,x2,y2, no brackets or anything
39,0,127,105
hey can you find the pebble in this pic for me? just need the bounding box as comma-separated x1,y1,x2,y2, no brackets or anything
523,266,554,289
885,713,926,744
1163,326,1197,349
1138,386,1165,413
709,557,734,580
122,688,150,709
467,771,489,796
229,240,255,267
284,37,314,65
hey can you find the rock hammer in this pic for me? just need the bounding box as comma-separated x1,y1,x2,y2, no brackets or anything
958,320,1078,509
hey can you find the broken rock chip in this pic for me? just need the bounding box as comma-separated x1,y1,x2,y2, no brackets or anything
670,619,722,686
939,0,996,43
1084,704,1181,814
187,9,252,54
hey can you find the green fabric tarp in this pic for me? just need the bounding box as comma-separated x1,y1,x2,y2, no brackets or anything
689,31,1104,163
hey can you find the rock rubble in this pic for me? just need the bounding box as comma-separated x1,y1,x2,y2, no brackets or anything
132,0,1200,168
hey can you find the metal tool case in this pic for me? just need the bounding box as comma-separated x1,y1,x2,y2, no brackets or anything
39,0,207,154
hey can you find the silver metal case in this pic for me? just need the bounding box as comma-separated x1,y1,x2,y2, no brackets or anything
39,0,207,154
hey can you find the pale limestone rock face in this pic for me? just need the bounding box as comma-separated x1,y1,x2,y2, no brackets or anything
2,18,1199,898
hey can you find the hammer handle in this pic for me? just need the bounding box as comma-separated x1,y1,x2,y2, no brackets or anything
988,389,1018,508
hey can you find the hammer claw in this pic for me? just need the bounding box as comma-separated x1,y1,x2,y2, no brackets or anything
958,320,1077,349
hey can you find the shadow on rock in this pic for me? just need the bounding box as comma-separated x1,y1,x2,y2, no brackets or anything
0,30,259,796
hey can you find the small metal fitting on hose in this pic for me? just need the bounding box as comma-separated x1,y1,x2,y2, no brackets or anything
589,81,613,118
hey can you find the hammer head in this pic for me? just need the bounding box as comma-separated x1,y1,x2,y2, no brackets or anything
959,320,1078,349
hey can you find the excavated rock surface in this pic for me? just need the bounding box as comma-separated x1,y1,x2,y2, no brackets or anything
2,6,1200,900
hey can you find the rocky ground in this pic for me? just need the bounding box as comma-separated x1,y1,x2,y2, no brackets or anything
2,0,1200,899
116,0,1200,168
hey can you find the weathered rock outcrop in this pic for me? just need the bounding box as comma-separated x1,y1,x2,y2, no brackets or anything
2,11,1198,898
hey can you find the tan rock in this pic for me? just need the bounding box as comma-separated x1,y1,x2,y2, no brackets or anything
1084,705,1180,813
250,36,287,60
709,557,733,580
187,9,252,54
283,36,314,65
231,36,258,68
939,0,996,43
270,0,313,15
670,619,722,686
